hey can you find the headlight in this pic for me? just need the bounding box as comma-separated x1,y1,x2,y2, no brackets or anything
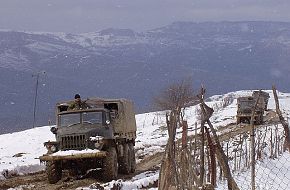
50,145,57,152
94,142,103,149
90,136,104,149
44,142,58,153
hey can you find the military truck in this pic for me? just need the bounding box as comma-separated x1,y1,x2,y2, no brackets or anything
252,90,270,110
236,96,266,125
39,98,137,184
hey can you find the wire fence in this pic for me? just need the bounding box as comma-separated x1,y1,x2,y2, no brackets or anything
181,123,290,190
158,88,289,190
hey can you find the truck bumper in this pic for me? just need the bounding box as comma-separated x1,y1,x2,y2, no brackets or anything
39,150,107,161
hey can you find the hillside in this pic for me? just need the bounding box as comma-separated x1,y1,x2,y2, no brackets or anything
1,21,290,133
0,90,290,190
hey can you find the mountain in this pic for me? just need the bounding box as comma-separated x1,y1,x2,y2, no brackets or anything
1,21,290,134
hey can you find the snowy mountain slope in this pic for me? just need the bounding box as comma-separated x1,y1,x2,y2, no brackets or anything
0,90,290,190
58,29,148,47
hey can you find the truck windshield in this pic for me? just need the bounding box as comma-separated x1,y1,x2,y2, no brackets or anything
60,113,80,127
59,111,103,127
83,112,103,124
239,101,254,111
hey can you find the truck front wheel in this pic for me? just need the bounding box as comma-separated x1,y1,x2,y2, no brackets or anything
237,117,241,124
46,161,62,184
103,147,118,181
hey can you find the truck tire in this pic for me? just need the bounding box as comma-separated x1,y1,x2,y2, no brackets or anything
129,143,136,173
244,117,250,124
46,161,62,184
255,116,260,125
118,143,131,174
260,114,263,124
103,147,118,181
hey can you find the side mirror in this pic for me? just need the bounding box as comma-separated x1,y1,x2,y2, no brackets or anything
50,126,58,134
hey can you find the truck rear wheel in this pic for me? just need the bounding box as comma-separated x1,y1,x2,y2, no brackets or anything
118,143,131,174
46,161,62,184
129,143,136,173
256,114,263,125
103,147,118,181
237,117,241,124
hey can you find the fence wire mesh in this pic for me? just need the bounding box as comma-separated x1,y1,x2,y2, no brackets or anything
187,123,290,190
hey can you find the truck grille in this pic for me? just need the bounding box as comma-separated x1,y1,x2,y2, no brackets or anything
60,135,86,150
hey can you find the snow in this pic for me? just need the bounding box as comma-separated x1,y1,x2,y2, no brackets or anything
78,171,159,190
1,90,290,189
89,136,104,142
51,149,101,156
0,126,54,179
50,31,148,48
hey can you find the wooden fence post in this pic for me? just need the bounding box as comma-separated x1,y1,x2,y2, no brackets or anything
198,96,240,190
272,85,290,151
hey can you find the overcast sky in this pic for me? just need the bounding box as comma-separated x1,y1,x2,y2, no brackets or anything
0,0,290,33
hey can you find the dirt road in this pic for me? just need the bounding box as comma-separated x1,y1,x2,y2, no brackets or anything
0,152,162,190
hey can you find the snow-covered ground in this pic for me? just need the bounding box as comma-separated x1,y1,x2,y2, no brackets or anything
1,90,290,189
0,127,54,178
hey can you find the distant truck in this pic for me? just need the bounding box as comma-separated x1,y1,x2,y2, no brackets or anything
236,91,270,125
39,98,137,184
252,90,270,110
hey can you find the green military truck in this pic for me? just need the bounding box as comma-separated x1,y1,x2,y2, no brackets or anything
39,98,137,184
236,91,270,125
237,96,265,125
252,90,270,110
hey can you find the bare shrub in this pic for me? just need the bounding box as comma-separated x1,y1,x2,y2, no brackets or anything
222,94,234,108
212,94,235,112
153,79,197,122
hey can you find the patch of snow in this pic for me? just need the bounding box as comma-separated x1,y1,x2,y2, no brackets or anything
51,149,101,156
0,126,55,179
77,171,159,190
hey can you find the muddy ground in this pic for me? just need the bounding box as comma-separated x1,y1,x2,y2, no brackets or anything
0,152,163,190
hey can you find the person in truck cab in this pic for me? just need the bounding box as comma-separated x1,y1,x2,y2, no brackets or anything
68,94,89,110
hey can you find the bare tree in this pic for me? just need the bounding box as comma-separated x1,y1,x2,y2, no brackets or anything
154,79,196,122
156,79,196,190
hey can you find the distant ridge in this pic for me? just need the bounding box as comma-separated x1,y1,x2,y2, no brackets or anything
1,21,290,133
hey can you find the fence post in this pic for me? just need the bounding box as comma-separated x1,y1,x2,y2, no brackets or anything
272,85,290,151
250,90,262,190
200,123,205,185
205,126,217,187
199,103,240,190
